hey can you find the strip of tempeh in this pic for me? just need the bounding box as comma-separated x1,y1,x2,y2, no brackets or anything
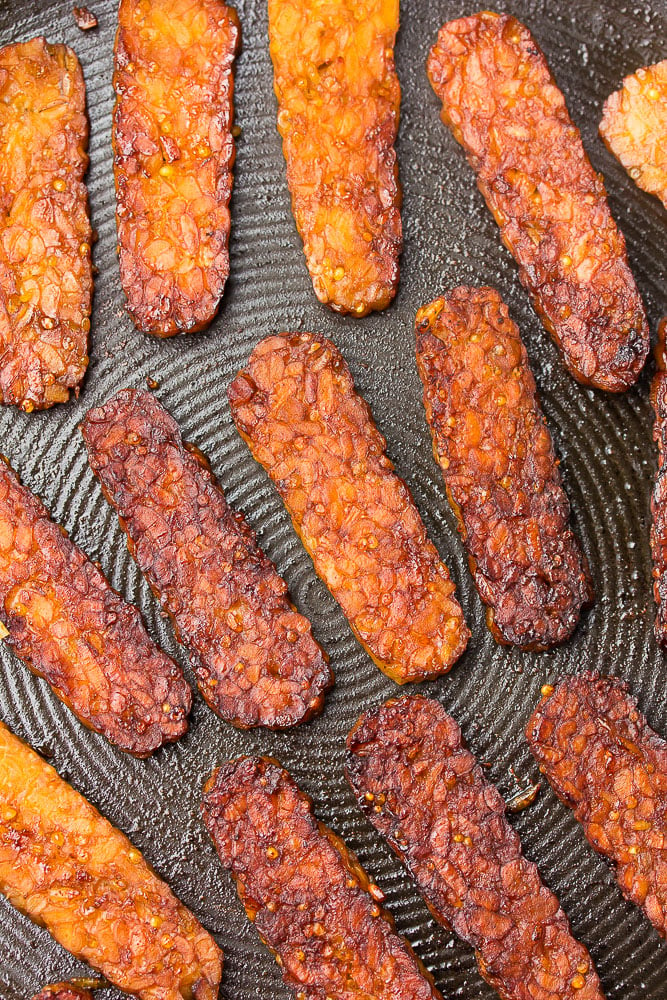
651,318,667,645
228,333,469,683
415,286,592,649
0,37,92,411
113,0,239,335
427,12,649,392
268,0,402,316
526,673,667,938
600,60,667,209
0,721,222,1000
202,755,443,1000
81,388,332,729
346,695,605,1000
0,457,190,755
32,986,95,1000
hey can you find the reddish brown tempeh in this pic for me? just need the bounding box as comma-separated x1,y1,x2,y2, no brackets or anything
427,12,649,392
228,333,469,683
0,457,190,755
0,37,92,411
651,319,667,645
202,755,443,1000
526,673,667,938
0,721,222,1000
600,60,667,209
268,0,402,316
113,0,239,335
81,388,332,729
32,985,95,1000
346,695,605,1000
415,286,592,649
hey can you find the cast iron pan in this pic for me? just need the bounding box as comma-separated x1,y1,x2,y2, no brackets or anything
0,0,665,997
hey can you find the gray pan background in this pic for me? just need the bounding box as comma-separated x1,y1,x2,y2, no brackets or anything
0,0,666,997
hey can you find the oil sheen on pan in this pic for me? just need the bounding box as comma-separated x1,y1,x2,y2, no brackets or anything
0,37,92,411
113,0,240,335
0,720,223,1000
427,12,649,392
81,387,332,729
268,0,402,316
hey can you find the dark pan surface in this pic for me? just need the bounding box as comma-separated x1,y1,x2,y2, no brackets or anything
0,0,665,997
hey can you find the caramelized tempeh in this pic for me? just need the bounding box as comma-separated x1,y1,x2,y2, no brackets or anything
0,457,190,755
0,721,222,1000
268,0,402,316
202,756,443,1000
113,0,240,335
0,37,92,411
81,389,332,729
527,673,667,938
600,60,667,209
651,318,667,645
228,333,469,683
427,12,649,392
32,986,95,1000
346,695,605,1000
415,287,592,649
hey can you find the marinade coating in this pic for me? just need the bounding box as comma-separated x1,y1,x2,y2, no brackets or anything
81,388,332,729
0,37,92,411
346,695,605,1000
427,12,649,392
0,457,190,755
202,755,443,1000
32,985,95,1000
268,0,402,316
0,721,222,1000
415,286,592,649
526,673,667,938
600,60,667,209
228,333,469,683
651,318,667,645
113,0,240,335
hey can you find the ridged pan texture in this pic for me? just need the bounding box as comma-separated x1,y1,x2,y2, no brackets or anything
0,2,665,1000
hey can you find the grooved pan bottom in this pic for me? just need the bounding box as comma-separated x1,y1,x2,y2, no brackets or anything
0,1,665,999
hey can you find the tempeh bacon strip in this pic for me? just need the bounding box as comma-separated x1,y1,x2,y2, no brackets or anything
32,985,96,1000
0,456,191,755
650,318,667,645
228,332,469,683
0,721,222,1000
526,673,667,939
202,755,444,1000
346,695,605,1000
0,37,92,411
600,60,667,209
81,388,332,729
113,0,240,335
427,12,649,392
268,0,402,316
415,286,592,649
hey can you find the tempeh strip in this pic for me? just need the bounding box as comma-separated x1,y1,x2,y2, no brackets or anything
202,755,443,1000
0,721,222,1000
268,0,402,316
427,12,649,392
228,332,469,683
600,60,667,209
0,457,190,755
0,37,92,411
32,986,96,1000
346,695,605,1000
651,318,667,644
415,286,592,649
113,0,239,335
526,673,667,938
81,388,332,729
